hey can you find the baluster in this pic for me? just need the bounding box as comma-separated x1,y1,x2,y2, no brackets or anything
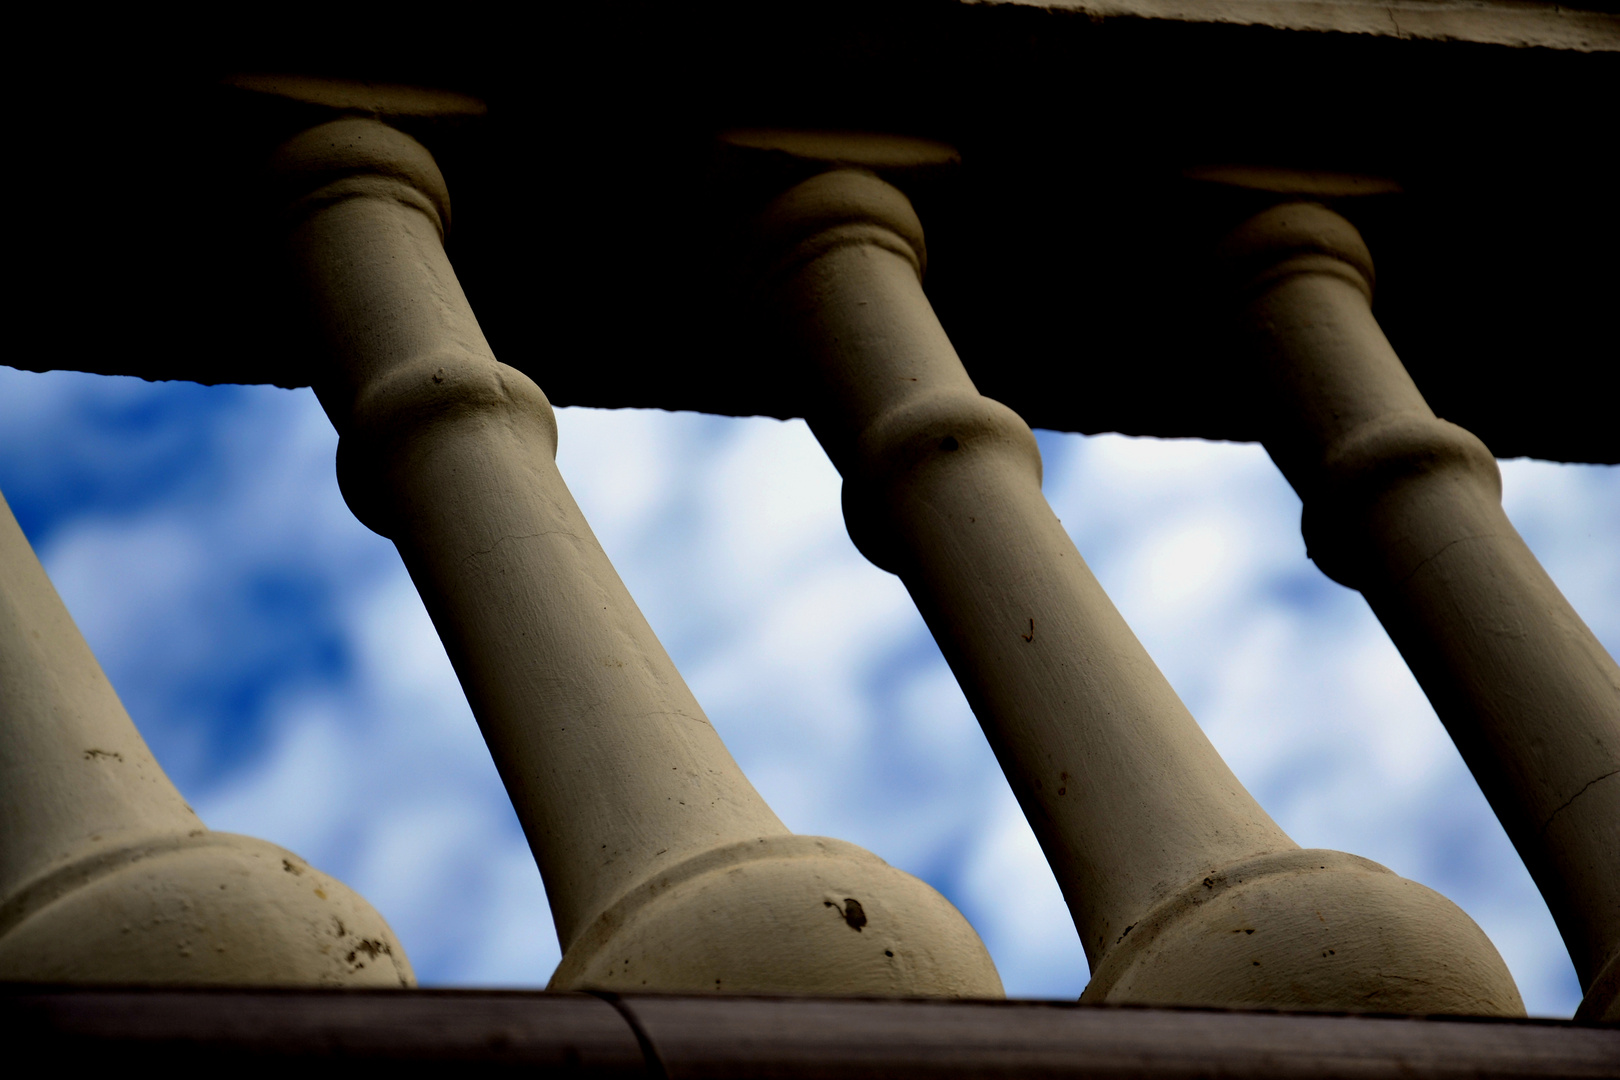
271,116,1000,996
1221,201,1620,1021
0,491,413,985
749,154,1523,1013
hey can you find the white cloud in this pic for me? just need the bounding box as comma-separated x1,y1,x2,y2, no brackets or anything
959,785,1088,999
193,567,559,987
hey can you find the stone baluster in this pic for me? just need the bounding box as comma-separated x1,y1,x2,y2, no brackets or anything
0,491,414,985
1221,201,1620,1021
751,157,1523,1013
271,116,1000,996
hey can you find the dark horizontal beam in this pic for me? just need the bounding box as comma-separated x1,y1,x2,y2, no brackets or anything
6,986,1617,1078
14,2,1619,461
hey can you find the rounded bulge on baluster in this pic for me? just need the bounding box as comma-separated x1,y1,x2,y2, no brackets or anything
1081,849,1523,1015
0,831,414,987
549,835,1003,996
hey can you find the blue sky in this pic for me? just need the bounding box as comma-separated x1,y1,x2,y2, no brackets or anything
2,364,1614,1015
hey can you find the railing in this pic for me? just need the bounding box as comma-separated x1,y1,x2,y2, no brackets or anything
2,0,1616,1044
10,987,1620,1077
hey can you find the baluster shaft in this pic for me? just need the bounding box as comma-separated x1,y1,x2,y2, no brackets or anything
0,491,413,985
276,119,1000,995
1225,202,1620,1020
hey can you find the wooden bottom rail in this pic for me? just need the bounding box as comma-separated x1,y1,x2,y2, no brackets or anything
3,988,1614,1078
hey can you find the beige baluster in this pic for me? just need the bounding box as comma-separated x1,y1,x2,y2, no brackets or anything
0,491,414,985
272,116,1000,996
750,157,1523,1014
1221,201,1620,1021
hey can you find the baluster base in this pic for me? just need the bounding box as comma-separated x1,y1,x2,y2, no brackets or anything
1081,849,1522,1015
550,835,1002,997
0,831,413,988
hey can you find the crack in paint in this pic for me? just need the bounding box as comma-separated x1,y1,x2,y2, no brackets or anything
1543,767,1619,832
